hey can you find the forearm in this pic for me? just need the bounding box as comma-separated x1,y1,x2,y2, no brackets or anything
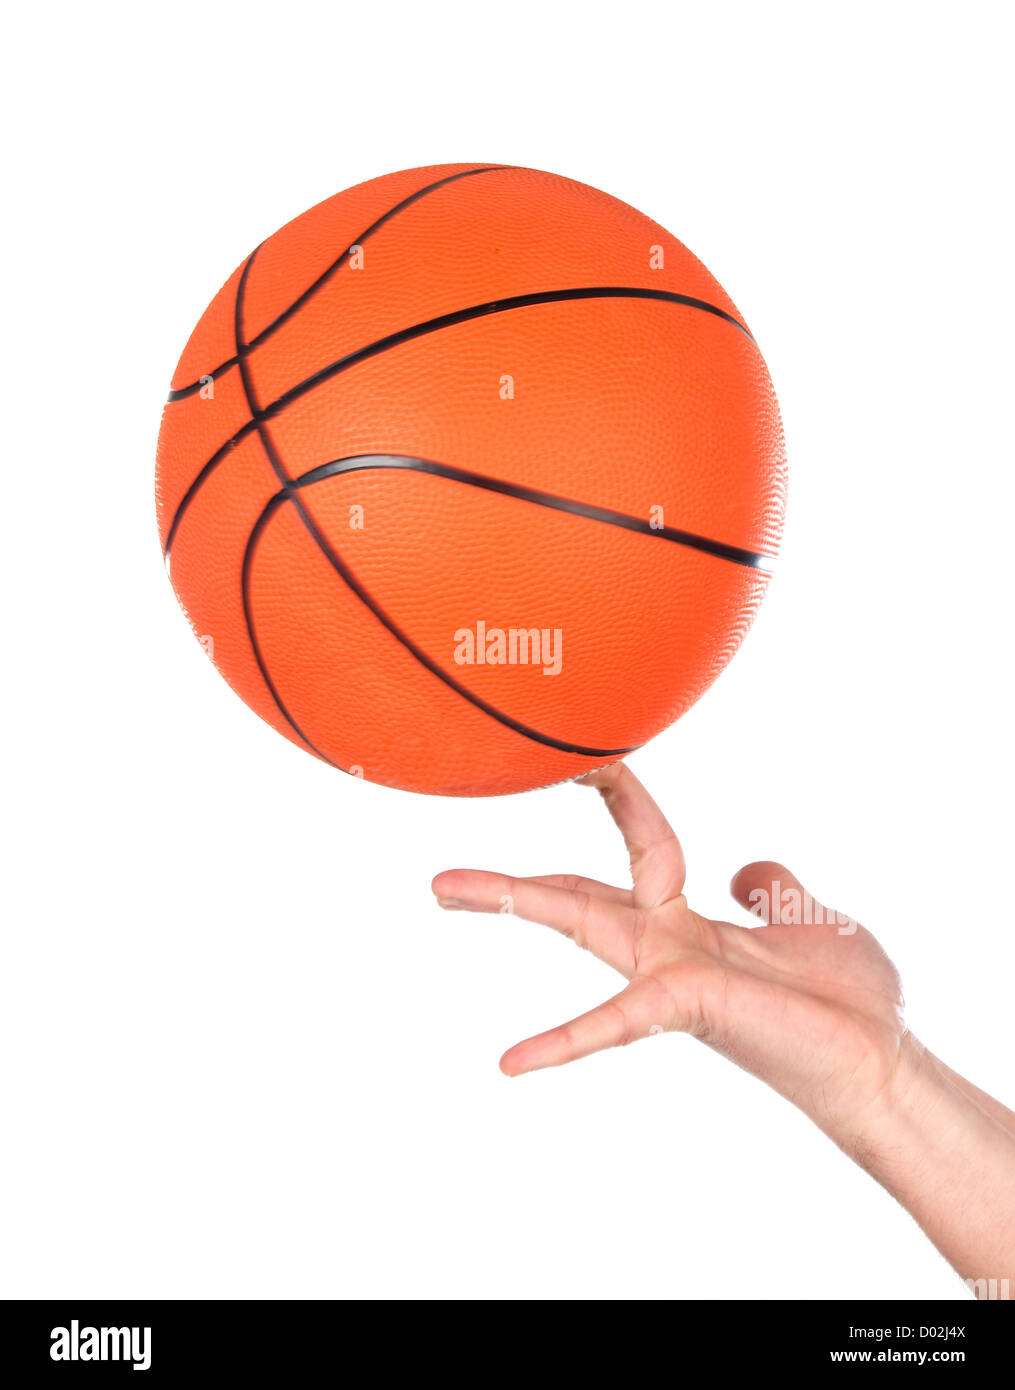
833,1034,1015,1295
934,1056,1015,1141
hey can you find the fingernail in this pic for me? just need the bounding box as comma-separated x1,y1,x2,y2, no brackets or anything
437,897,467,910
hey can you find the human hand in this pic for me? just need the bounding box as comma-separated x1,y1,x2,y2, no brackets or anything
433,760,907,1140
434,762,1015,1292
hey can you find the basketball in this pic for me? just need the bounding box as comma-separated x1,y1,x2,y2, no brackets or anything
155,163,787,796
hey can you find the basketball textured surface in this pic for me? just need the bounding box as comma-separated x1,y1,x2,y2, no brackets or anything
155,163,787,796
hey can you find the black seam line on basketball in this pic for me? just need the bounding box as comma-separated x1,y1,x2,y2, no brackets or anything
166,166,511,401
295,455,775,573
163,417,262,559
163,285,755,558
243,482,641,762
240,493,342,768
233,246,341,768
234,248,288,488
259,286,754,421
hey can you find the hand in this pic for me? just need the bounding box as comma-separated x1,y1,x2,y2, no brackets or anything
433,761,1015,1293
433,761,905,1137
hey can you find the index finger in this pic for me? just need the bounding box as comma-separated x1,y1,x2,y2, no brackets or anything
578,762,686,910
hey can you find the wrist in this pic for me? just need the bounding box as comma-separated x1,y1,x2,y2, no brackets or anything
826,1032,1015,1289
828,1033,968,1175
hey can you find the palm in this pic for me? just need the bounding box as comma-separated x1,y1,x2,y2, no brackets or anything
433,763,907,1131
646,901,904,1126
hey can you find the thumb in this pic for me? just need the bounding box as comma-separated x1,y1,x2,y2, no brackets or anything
730,860,849,928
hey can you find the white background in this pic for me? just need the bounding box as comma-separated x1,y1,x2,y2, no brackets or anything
2,1,1012,1299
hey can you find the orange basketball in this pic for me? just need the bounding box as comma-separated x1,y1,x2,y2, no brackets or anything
156,164,787,796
